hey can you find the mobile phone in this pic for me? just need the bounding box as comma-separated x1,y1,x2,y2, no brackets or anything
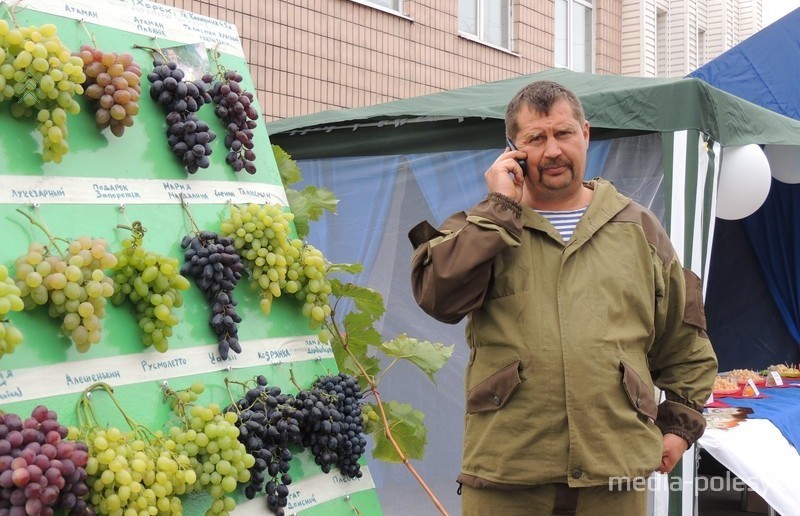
505,136,528,177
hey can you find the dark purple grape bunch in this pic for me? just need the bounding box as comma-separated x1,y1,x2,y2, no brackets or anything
147,59,216,174
180,231,244,359
202,70,259,174
0,406,93,516
303,373,366,479
229,377,300,516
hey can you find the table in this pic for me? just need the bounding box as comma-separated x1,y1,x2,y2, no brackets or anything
699,385,800,515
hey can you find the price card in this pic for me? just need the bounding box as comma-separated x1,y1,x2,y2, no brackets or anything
766,371,784,387
741,379,761,397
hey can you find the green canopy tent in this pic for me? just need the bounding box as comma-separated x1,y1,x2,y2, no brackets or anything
265,68,800,516
267,67,800,278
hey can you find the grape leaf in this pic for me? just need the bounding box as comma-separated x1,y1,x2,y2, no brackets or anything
370,401,427,462
380,334,454,383
329,262,364,274
343,311,383,353
285,189,310,238
334,283,385,321
272,144,302,185
298,185,338,221
333,344,380,386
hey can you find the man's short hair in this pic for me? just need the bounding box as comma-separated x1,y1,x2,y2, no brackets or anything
505,81,585,138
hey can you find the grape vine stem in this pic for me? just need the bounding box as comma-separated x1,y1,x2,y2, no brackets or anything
15,208,67,257
77,20,98,48
330,318,449,516
179,194,202,235
132,43,167,63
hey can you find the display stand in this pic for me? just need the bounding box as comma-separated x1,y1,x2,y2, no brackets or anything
0,1,381,514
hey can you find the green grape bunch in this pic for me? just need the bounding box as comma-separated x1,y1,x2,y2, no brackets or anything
0,20,86,163
69,424,194,514
111,223,190,352
164,383,255,515
0,264,25,358
220,203,333,341
13,237,117,353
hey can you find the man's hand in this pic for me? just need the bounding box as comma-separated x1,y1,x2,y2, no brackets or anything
657,433,689,473
485,148,526,203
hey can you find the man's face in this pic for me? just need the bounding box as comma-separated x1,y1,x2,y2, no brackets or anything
513,99,590,203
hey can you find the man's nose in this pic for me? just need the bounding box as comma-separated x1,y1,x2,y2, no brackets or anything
543,137,562,158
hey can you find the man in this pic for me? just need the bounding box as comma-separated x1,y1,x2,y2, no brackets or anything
408,81,717,515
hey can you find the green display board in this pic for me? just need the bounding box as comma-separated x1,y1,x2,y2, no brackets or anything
0,1,382,514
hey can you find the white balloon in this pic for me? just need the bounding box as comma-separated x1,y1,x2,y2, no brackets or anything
764,145,800,184
716,144,772,220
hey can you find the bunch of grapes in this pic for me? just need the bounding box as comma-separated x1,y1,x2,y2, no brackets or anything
180,231,245,360
74,45,142,137
0,405,92,515
13,238,117,353
0,264,25,358
220,203,333,341
110,226,190,352
71,424,193,514
147,59,215,173
304,373,367,480
202,69,258,174
227,373,367,516
164,384,255,515
0,20,85,163
228,376,299,515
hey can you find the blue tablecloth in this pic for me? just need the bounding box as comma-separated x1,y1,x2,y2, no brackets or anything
721,385,800,452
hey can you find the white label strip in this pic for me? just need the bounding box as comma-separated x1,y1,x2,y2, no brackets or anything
16,0,245,58
232,467,376,515
0,335,333,404
0,175,288,206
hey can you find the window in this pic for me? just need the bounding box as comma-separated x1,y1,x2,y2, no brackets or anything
458,0,512,50
357,0,401,12
554,0,594,72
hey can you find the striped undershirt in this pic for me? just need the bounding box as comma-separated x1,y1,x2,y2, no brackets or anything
535,206,588,243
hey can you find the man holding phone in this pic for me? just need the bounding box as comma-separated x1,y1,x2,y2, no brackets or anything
408,80,717,515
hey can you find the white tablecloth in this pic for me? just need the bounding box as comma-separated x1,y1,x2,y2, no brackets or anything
699,418,800,515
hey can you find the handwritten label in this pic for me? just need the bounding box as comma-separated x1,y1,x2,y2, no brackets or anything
208,352,238,365
0,369,13,387
257,349,291,362
286,490,318,510
1,176,288,206
65,370,123,386
19,0,245,58
64,4,98,18
0,370,22,401
766,371,783,387
11,188,67,200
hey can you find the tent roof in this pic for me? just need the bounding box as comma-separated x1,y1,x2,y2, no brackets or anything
689,8,800,120
266,68,800,159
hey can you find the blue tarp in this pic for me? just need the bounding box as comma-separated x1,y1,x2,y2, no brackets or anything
689,9,800,120
690,9,800,369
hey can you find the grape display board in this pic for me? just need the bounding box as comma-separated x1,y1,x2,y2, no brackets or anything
0,1,382,514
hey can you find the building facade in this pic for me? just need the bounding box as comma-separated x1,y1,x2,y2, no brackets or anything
152,0,762,122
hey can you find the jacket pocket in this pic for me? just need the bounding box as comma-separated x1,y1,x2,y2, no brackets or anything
619,361,658,421
682,268,708,336
467,360,522,414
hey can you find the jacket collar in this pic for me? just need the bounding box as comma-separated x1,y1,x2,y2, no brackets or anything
520,179,631,248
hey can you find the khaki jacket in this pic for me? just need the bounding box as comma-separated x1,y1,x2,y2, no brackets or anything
409,179,717,488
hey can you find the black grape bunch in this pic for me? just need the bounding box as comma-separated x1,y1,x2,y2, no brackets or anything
202,68,259,174
180,230,245,360
303,373,367,480
146,57,215,173
228,372,367,516
229,376,300,516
